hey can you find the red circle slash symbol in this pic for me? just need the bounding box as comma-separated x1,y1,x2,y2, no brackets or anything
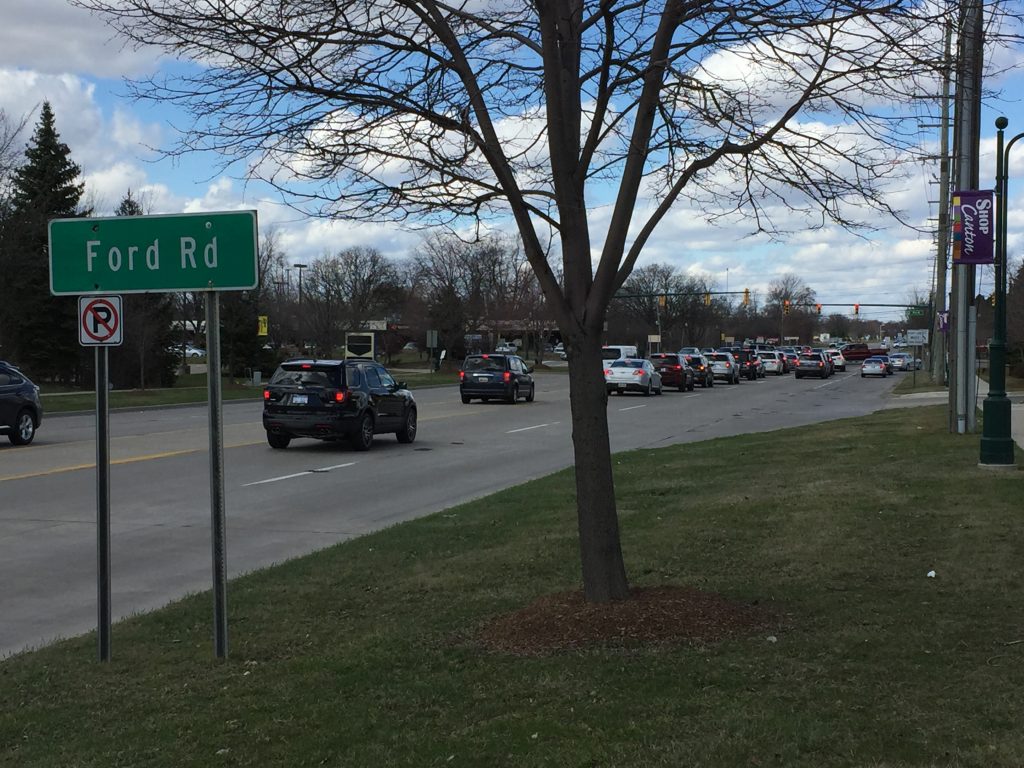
83,299,120,342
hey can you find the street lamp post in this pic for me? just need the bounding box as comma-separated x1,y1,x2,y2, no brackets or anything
979,116,1017,466
294,263,307,351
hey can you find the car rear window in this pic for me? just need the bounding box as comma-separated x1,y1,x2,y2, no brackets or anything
270,365,339,388
611,360,643,368
709,354,728,362
463,356,506,372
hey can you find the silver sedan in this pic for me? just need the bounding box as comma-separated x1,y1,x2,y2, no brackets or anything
604,359,663,396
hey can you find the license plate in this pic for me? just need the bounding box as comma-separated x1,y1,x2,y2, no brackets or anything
617,384,626,389
292,394,308,405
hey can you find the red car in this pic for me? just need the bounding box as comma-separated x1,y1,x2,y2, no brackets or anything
647,353,695,391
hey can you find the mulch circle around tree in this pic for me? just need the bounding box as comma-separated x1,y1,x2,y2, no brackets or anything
475,585,779,656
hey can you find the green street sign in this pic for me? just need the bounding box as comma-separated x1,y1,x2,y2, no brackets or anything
49,210,258,295
908,308,925,317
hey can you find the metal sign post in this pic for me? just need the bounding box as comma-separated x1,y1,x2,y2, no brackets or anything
206,293,229,658
78,295,123,662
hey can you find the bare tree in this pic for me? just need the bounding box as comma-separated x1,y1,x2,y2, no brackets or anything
79,0,969,601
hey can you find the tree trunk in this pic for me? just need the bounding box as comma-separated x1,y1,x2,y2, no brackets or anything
566,334,631,602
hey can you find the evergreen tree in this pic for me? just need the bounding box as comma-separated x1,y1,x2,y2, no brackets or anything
1,103,88,382
108,190,179,389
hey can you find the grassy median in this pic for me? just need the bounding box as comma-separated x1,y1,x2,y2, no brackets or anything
3,405,1023,767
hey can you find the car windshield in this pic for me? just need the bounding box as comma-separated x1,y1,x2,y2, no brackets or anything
463,356,506,372
611,360,643,368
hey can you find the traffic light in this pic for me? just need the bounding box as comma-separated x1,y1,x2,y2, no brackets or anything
743,288,750,306
783,299,791,315
854,303,860,315
815,303,822,315
990,293,996,307
704,292,712,306
658,294,667,309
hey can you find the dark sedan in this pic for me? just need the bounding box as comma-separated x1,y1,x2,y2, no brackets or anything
459,354,535,404
648,353,695,391
0,361,43,446
684,353,715,388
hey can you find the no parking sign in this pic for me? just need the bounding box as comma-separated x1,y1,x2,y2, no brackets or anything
79,296,123,346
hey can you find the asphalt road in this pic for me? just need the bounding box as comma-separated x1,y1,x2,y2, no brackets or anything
0,367,899,658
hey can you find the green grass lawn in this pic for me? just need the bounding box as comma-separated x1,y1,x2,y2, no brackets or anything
3,405,1023,766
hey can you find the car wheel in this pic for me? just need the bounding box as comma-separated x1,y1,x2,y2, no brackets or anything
396,407,417,443
656,383,663,395
644,381,652,396
10,409,35,445
526,383,535,402
508,384,519,404
266,432,290,450
688,378,695,391
679,381,687,392
461,394,471,404
351,413,374,451
796,373,802,379
861,372,866,378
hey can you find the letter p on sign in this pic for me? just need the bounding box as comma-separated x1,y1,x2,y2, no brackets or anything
80,296,124,346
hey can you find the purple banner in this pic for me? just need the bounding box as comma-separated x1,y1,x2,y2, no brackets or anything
952,189,995,265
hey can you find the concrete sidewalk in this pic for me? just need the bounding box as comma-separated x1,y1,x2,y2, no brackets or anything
888,375,1024,451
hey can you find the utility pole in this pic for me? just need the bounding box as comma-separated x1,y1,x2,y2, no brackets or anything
948,0,985,434
931,17,953,386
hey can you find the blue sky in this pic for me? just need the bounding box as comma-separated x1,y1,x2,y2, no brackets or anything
3,0,1024,324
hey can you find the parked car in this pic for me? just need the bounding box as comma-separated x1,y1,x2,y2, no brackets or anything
460,353,535,404
605,358,662,396
827,349,847,372
795,352,829,379
707,352,740,384
648,353,695,391
494,342,517,353
889,352,922,371
0,361,43,446
862,357,888,377
262,358,417,450
684,354,715,388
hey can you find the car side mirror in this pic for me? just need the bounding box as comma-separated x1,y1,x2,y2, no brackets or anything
525,365,534,374
395,381,407,391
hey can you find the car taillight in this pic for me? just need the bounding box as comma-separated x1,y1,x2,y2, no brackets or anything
459,371,465,381
334,390,347,403
725,362,731,368
263,389,270,400
674,364,682,370
503,371,511,382
604,369,612,375
818,361,823,367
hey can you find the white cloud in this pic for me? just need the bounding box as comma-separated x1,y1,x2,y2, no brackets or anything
0,0,164,78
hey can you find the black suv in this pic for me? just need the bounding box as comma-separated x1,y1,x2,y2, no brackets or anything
718,347,759,381
262,358,417,450
0,361,43,446
459,354,535,404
